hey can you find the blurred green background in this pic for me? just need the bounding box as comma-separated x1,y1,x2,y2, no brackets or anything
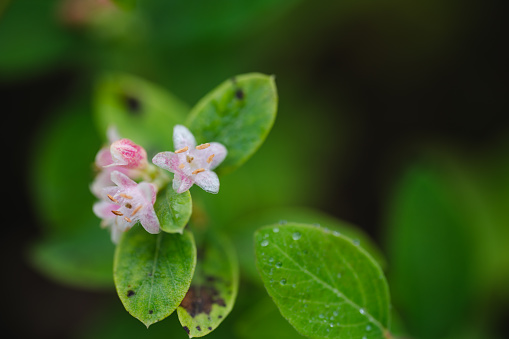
2,0,508,338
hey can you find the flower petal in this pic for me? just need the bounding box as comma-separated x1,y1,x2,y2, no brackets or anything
95,147,112,167
106,125,121,144
110,224,123,244
173,125,196,149
194,170,220,194
138,182,157,204
93,201,119,219
110,170,137,188
140,208,160,234
108,138,147,169
205,142,228,170
173,172,194,193
152,152,180,172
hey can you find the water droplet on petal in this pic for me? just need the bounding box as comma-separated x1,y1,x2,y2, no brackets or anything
280,279,286,285
292,232,301,240
261,239,269,247
276,262,283,268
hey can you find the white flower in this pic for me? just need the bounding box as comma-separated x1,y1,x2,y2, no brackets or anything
152,125,227,194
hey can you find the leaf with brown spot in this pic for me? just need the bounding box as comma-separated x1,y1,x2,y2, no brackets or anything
177,231,238,337
114,225,196,327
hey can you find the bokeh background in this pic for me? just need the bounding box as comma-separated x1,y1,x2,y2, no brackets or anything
2,0,508,338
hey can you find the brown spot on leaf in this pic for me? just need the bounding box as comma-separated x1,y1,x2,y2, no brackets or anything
208,327,212,330
183,326,190,334
122,93,142,114
235,88,244,100
196,326,201,331
127,290,135,297
148,310,153,314
180,285,226,317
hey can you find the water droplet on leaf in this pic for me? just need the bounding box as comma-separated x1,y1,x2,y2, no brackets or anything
276,262,283,268
292,232,301,240
280,279,286,285
261,239,269,247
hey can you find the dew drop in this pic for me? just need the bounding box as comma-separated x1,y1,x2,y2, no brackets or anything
333,311,339,316
273,227,279,233
353,239,360,246
264,233,269,238
362,336,367,339
319,314,324,319
337,273,342,278
261,239,269,247
359,308,366,315
279,220,287,225
275,262,283,268
280,279,287,285
269,257,274,262
292,232,302,240
366,325,372,331
329,323,334,328
292,284,296,288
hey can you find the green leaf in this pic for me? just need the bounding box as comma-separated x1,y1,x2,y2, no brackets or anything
114,225,196,327
385,160,475,339
94,72,189,153
31,98,100,235
186,73,278,174
235,296,306,339
154,185,192,234
231,207,387,283
28,220,115,290
255,223,390,339
112,0,137,10
177,231,239,337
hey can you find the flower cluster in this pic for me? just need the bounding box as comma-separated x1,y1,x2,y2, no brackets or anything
91,125,227,243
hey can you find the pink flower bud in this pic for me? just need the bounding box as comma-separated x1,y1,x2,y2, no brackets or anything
109,138,148,169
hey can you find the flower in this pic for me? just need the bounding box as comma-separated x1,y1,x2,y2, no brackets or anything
90,127,147,198
107,138,148,169
152,125,227,194
94,170,160,242
93,200,123,243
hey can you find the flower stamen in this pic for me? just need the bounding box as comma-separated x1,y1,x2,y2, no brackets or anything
186,155,194,163
196,143,210,150
124,216,132,223
175,146,189,154
119,193,133,199
207,154,215,164
178,163,185,169
131,205,142,216
192,168,205,175
107,194,119,203
111,210,123,216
